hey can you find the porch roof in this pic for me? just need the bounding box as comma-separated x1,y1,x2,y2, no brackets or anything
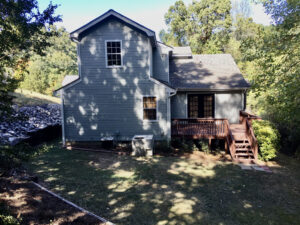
169,54,250,90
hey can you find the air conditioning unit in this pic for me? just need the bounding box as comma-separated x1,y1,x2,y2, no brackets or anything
132,135,154,156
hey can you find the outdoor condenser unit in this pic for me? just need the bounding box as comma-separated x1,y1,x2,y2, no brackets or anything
131,135,154,156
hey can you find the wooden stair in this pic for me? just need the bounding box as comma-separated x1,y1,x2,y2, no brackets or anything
230,124,256,163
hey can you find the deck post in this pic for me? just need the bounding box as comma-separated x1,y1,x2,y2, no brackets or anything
224,139,228,153
208,138,212,150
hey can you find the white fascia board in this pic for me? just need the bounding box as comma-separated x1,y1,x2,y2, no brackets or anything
70,10,155,40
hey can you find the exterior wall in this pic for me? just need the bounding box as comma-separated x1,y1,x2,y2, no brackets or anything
63,19,170,141
171,92,187,118
215,92,243,123
153,44,169,82
171,91,244,124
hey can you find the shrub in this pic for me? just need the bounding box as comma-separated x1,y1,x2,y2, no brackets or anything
170,138,182,149
155,140,172,153
252,120,280,161
0,203,20,225
182,140,195,152
295,145,300,160
0,215,20,225
0,142,53,172
195,139,210,153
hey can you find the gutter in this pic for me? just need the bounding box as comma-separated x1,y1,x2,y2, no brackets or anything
176,87,250,92
169,89,177,98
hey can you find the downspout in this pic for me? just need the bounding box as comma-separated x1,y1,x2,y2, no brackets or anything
60,89,66,147
167,89,177,142
243,89,247,111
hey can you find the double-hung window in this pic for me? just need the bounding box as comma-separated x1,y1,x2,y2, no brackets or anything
143,97,157,120
106,41,122,67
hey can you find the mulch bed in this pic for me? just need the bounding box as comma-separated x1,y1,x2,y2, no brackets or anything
0,176,105,225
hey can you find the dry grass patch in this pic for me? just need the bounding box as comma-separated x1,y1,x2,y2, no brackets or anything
25,141,300,225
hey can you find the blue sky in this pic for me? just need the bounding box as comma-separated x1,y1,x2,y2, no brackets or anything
38,0,272,38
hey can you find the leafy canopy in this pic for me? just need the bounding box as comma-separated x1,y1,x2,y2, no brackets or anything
20,26,78,95
241,0,300,152
0,0,61,118
161,0,232,53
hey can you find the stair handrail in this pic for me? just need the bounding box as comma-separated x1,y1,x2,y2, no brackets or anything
245,119,258,160
225,119,236,159
240,110,262,125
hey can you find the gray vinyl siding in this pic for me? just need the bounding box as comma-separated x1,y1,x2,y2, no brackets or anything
63,19,170,141
171,92,187,118
153,45,169,82
215,92,243,124
171,91,243,123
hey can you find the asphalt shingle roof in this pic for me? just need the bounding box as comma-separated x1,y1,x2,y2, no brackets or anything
169,54,250,90
62,75,79,86
172,47,192,58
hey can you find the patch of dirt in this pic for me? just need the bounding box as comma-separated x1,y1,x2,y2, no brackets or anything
181,151,232,162
0,176,106,225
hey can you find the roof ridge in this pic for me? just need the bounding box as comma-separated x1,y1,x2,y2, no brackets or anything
193,53,232,56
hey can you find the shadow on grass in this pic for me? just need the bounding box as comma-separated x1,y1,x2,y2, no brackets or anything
25,142,300,225
0,177,104,225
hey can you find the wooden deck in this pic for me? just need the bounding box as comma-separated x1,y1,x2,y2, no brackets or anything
171,118,228,139
171,111,260,162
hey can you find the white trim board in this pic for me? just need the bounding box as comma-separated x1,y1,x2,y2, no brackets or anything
142,95,158,122
105,40,124,68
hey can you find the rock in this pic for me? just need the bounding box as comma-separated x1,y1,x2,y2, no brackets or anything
0,104,61,145
8,137,23,145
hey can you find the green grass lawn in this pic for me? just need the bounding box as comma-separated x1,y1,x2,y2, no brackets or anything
26,141,300,225
11,89,60,106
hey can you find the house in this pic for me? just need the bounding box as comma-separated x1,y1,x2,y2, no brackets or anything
55,9,258,161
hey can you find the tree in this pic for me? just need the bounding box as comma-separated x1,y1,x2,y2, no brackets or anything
20,26,78,95
225,16,262,64
163,0,189,46
231,0,252,20
241,0,300,153
161,0,232,53
0,0,61,118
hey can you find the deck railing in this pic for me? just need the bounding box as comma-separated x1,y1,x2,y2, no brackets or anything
245,119,259,160
171,118,236,159
240,111,261,125
224,119,236,157
171,118,228,139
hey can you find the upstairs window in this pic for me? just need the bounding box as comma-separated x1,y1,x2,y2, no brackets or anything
106,41,122,67
143,97,157,120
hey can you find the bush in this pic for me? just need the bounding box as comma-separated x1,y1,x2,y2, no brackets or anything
295,146,300,160
155,140,172,153
0,203,20,225
195,139,210,153
182,140,195,153
252,120,280,161
170,138,182,149
0,142,52,173
0,215,20,225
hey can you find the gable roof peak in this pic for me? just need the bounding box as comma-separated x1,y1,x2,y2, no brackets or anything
70,9,157,46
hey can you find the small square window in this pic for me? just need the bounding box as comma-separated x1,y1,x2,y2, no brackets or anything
106,41,122,67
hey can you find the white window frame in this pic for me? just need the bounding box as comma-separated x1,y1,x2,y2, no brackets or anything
143,95,158,122
105,40,123,68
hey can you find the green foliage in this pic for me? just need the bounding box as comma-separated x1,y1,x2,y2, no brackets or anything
0,143,50,172
20,26,78,95
241,0,300,154
0,215,20,225
171,138,205,153
161,0,232,53
252,120,280,161
295,146,300,160
155,140,172,153
0,0,61,118
195,139,210,153
0,203,20,225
